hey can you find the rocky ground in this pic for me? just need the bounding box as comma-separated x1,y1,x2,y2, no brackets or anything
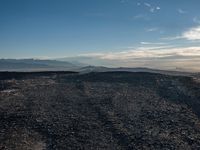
0,72,200,150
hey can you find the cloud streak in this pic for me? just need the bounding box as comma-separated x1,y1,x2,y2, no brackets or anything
163,26,200,41
193,17,200,24
77,46,200,71
80,46,200,60
133,14,150,21
146,28,158,32
182,26,200,40
140,42,167,45
178,9,187,14
143,2,161,13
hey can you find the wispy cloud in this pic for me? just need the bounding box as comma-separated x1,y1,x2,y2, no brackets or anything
146,27,158,32
193,17,200,24
120,0,129,3
163,26,200,41
133,14,150,21
162,36,182,40
140,42,167,45
143,2,161,13
156,7,161,10
178,8,187,14
181,26,200,40
144,2,151,7
145,27,165,34
81,46,200,60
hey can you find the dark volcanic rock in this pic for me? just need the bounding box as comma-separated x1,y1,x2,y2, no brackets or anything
0,72,200,150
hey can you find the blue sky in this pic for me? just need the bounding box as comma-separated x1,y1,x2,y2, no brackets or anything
0,0,200,70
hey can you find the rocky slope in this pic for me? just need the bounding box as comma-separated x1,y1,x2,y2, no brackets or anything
0,72,200,150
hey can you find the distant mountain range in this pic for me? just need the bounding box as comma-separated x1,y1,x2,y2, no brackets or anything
0,59,196,76
0,59,78,71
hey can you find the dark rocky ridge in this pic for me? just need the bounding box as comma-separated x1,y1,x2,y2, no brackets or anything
0,72,200,149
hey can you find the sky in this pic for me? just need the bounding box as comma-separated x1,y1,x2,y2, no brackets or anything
0,0,200,70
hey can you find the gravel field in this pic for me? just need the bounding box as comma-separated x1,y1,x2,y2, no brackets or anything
0,72,200,150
